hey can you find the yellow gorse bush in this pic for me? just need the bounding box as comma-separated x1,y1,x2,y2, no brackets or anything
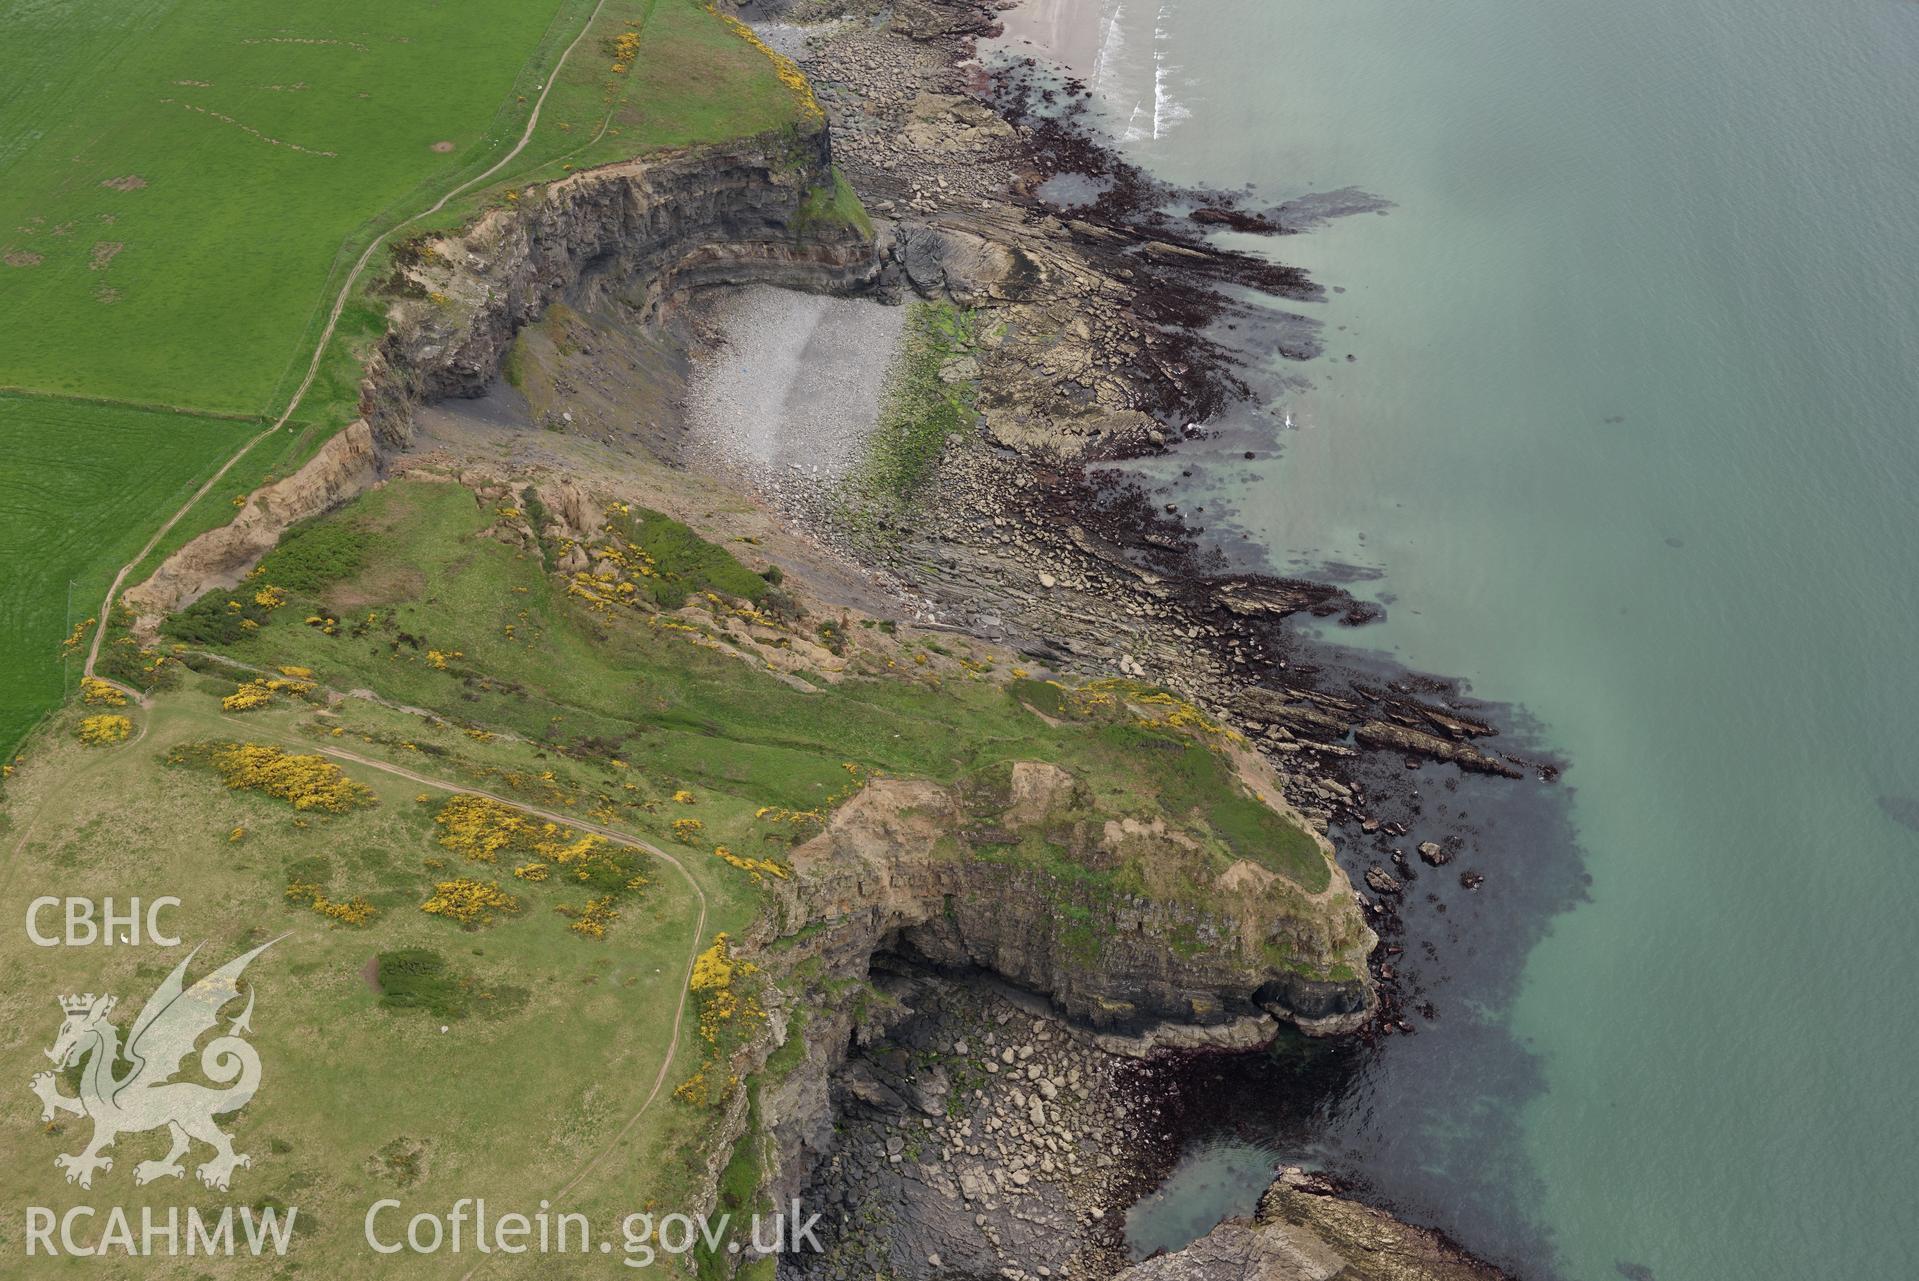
611,28,640,73
420,878,518,926
221,681,276,712
561,894,619,939
712,845,791,881
675,933,763,1106
60,616,97,656
79,677,126,707
171,741,374,812
285,880,376,927
77,714,132,746
432,796,648,935
433,796,620,877
711,8,823,125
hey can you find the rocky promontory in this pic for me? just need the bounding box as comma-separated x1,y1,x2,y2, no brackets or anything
1114,1169,1512,1281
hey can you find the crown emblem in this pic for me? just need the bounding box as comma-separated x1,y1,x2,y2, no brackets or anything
59,993,105,1015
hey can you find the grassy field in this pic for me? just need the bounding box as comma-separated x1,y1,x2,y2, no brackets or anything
0,393,252,754
0,0,600,413
0,0,813,759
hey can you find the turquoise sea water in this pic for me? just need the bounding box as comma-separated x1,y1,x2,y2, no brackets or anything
998,1,1919,1277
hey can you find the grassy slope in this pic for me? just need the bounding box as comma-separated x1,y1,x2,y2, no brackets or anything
0,695,721,1278
179,479,1334,893
0,476,1343,1274
0,394,250,753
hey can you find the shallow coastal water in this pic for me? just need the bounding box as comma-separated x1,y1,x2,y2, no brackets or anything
1121,1138,1278,1259
997,1,1919,1278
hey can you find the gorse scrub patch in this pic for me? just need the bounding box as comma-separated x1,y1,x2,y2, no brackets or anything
603,505,768,608
254,520,369,593
76,714,132,746
675,932,763,1107
710,5,824,126
433,793,652,933
79,678,126,707
168,740,374,812
165,580,294,644
420,877,520,927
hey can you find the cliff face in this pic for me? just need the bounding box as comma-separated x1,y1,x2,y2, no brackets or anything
362,125,878,444
125,421,380,620
126,125,878,620
754,765,1377,1220
776,773,1374,1036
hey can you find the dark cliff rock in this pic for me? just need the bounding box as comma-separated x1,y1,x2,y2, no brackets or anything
368,125,878,443
774,772,1375,1036
127,124,879,620
753,763,1377,1227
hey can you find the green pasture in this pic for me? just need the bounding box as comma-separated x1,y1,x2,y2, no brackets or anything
0,0,600,413
0,392,250,755
0,693,722,1278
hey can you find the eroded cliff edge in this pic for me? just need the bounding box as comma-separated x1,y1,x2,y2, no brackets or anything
126,125,877,622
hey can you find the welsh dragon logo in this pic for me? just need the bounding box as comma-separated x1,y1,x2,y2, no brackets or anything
30,938,281,1191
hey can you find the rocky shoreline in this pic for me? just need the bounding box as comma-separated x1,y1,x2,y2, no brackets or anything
714,3,1545,1277
108,3,1555,1273
736,0,1553,1033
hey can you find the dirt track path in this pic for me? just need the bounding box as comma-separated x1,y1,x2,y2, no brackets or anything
268,732,715,1250
83,0,619,684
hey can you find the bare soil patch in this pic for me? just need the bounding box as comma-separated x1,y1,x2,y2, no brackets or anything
328,560,425,609
88,241,124,270
430,139,455,153
99,175,147,191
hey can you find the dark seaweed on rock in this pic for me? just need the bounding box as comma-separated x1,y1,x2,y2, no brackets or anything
987,57,1327,427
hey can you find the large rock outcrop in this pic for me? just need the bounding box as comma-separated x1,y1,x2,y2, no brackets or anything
1113,1169,1511,1281
363,125,878,444
776,769,1375,1037
747,755,1380,1273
